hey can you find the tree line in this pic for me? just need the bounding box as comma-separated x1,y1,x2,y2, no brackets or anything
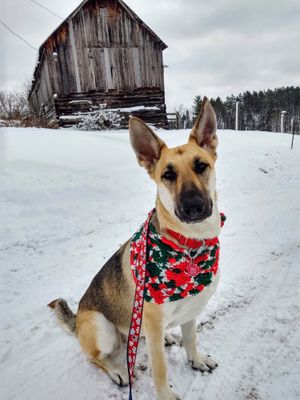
193,86,300,133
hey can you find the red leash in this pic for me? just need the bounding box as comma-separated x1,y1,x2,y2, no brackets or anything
127,209,154,400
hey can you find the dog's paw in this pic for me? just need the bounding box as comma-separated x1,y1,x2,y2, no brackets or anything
189,353,218,373
157,388,182,400
108,365,129,387
165,333,177,346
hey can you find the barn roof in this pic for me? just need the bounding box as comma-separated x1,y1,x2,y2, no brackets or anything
38,0,167,61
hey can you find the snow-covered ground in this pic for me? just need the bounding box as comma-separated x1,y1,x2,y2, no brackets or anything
0,127,299,400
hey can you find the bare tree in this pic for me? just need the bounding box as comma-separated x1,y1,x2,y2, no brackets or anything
0,82,30,120
0,91,15,119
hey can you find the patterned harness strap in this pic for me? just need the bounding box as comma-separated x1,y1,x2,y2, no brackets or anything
127,209,155,400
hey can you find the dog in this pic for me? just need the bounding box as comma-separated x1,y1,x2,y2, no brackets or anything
49,97,222,400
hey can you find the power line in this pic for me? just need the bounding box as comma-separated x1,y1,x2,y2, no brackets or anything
1,0,65,53
29,0,64,20
0,20,38,51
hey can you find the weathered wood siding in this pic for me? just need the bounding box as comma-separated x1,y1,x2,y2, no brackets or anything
29,0,167,127
55,88,166,127
70,2,165,92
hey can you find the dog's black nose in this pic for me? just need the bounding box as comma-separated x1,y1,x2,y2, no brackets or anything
181,197,205,220
176,186,212,223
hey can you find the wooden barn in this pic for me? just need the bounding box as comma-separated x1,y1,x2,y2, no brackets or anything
28,0,168,127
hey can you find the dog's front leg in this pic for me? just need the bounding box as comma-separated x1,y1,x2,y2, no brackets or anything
181,319,218,372
144,305,181,400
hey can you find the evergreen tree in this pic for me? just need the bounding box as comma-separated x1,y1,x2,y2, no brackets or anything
192,87,300,133
193,96,202,117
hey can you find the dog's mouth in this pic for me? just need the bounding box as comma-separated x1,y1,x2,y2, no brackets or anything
175,199,213,224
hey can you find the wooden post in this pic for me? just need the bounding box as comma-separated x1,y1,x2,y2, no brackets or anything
235,101,239,131
176,112,179,130
291,118,295,150
280,111,286,133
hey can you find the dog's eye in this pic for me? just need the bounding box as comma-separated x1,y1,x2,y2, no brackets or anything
194,161,208,174
162,170,177,181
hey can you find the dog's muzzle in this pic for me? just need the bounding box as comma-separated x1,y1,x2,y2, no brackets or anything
176,187,213,223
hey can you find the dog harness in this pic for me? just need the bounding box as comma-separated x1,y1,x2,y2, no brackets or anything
127,209,226,399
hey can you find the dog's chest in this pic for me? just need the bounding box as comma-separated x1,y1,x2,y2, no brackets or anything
163,271,220,328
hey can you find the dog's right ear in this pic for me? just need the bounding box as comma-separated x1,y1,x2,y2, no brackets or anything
189,97,218,156
129,117,166,173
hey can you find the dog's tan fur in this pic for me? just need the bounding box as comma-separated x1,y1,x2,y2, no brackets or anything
76,310,101,359
49,98,221,400
155,141,217,235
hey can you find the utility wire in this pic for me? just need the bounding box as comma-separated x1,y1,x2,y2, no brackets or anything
0,20,38,51
1,0,65,53
29,0,64,20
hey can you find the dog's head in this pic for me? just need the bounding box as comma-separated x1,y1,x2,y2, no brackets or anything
129,97,218,224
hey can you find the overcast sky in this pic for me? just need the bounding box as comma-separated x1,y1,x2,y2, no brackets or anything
1,0,300,111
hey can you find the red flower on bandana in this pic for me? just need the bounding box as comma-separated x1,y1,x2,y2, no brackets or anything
166,269,190,286
148,286,165,304
159,283,168,289
174,260,189,272
180,290,189,298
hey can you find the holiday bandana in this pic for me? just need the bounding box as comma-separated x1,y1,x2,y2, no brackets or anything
130,212,226,304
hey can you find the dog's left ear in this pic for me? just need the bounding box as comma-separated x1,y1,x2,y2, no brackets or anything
129,117,166,173
189,97,218,155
